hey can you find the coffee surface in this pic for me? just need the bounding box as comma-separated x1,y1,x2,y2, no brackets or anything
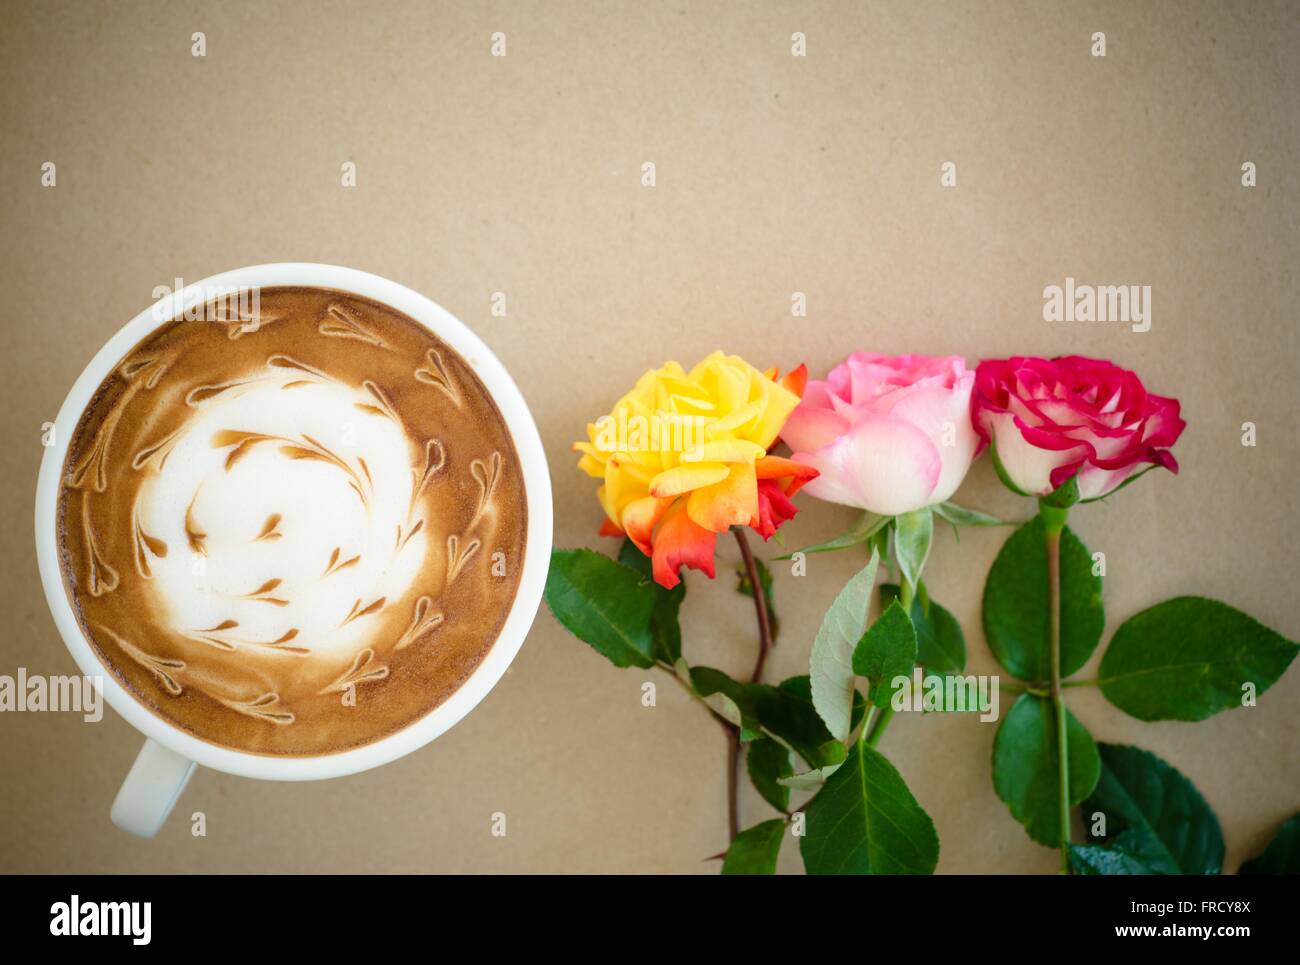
56,287,527,755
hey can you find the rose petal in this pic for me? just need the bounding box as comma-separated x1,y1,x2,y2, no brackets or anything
652,501,717,589
986,411,1084,496
779,403,851,454
887,369,978,504
648,462,729,498
754,454,820,497
686,464,759,532
1075,463,1136,501
620,495,673,555
751,478,799,539
796,413,942,515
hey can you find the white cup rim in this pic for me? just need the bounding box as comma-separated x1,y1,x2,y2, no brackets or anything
34,263,552,781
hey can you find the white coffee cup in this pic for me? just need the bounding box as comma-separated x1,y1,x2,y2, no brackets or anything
34,263,552,837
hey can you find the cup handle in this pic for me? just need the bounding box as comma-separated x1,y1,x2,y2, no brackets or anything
110,738,197,838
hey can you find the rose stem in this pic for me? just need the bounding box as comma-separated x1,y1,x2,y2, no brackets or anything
735,527,774,683
654,657,743,842
729,527,775,841
1042,506,1070,874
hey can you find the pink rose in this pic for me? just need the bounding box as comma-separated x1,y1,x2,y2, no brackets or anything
971,356,1185,500
780,353,979,516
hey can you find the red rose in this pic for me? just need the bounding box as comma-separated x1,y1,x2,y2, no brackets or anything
972,356,1185,500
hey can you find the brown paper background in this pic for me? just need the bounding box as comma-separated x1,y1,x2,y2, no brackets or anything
1,0,1296,873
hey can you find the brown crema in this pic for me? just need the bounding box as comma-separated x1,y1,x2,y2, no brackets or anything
56,287,527,756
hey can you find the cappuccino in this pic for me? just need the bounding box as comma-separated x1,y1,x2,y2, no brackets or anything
55,288,527,755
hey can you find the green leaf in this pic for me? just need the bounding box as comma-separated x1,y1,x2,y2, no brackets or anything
722,819,787,875
616,537,653,580
1097,596,1299,722
809,549,880,742
881,584,966,673
618,539,684,664
752,681,847,768
692,668,864,769
705,692,746,732
779,761,843,791
544,549,656,668
933,501,1010,529
894,508,933,590
813,740,848,765
868,525,890,566
1240,813,1300,875
779,675,868,734
747,738,793,813
982,517,1104,681
800,740,939,874
992,694,1101,846
1078,743,1223,874
1069,834,1158,875
852,599,918,708
778,511,891,559
655,585,686,664
735,556,779,640
689,666,761,740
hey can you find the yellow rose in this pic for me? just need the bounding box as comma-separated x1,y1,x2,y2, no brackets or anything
574,352,817,587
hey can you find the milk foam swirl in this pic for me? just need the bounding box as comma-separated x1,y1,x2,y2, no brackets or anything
134,362,427,668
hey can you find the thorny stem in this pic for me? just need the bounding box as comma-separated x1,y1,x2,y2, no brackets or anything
735,527,774,684
726,527,776,843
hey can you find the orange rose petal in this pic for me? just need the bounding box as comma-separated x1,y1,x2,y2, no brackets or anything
620,495,673,556
778,363,808,398
652,503,717,589
686,464,758,532
755,454,820,496
754,454,814,478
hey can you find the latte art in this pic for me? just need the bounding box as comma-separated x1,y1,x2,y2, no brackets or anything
57,288,527,755
140,369,428,673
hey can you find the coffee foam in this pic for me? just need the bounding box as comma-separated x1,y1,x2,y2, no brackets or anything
56,288,527,755
138,370,426,665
